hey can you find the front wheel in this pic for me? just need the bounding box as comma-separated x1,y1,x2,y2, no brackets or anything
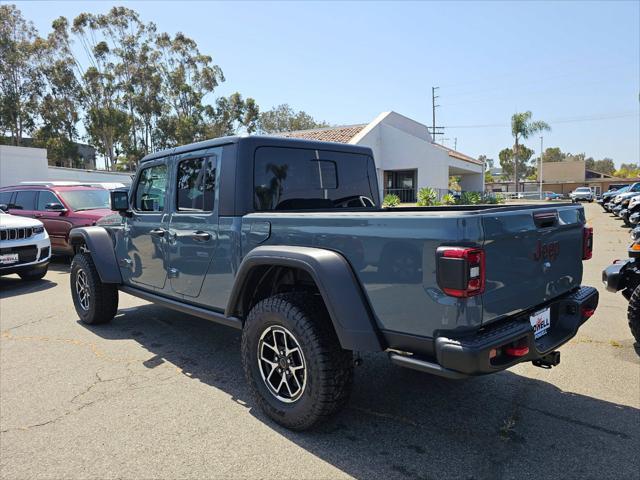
628,285,640,343
18,266,47,281
70,253,118,325
241,293,353,430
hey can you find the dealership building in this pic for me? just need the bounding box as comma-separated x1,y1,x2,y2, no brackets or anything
487,159,638,195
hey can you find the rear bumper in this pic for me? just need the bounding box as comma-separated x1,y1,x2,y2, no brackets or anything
391,286,599,378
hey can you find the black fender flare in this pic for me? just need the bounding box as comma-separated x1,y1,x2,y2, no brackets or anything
69,226,122,284
226,245,383,352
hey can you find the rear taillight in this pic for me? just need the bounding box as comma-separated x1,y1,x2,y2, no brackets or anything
581,307,596,319
582,227,593,260
436,247,485,298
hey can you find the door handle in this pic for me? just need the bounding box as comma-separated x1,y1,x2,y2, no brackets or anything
149,228,166,237
191,231,211,242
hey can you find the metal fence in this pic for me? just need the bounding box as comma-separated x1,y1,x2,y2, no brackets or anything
383,188,416,203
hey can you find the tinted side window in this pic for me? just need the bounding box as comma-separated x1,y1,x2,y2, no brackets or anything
13,190,37,210
254,147,377,211
0,191,13,206
134,164,168,212
37,191,60,210
176,156,216,212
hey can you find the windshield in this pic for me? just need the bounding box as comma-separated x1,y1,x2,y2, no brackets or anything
575,188,591,192
59,189,110,211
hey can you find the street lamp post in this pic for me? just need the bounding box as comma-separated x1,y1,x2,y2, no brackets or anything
539,136,544,200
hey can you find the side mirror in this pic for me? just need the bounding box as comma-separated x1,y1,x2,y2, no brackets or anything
45,203,67,213
0,204,7,212
110,189,130,212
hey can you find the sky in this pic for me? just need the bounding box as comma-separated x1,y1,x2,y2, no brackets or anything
14,0,640,168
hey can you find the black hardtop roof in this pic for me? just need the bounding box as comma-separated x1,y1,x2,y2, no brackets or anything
140,135,373,163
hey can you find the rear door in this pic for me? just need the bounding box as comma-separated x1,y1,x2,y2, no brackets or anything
481,205,585,324
9,190,38,220
125,160,170,289
167,149,220,298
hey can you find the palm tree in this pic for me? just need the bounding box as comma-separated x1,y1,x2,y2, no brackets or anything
511,112,550,192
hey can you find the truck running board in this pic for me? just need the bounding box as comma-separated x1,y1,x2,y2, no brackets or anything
389,353,468,379
119,286,243,330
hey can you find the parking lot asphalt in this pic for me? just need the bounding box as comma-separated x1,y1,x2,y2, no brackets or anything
1,202,638,480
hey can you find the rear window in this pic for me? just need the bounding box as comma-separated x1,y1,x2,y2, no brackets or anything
13,190,37,210
254,147,377,211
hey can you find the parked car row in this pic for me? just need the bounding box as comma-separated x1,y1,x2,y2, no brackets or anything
598,183,640,227
0,182,122,256
0,181,127,282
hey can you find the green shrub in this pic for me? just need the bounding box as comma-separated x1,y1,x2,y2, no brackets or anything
441,194,456,205
459,191,481,205
480,192,506,204
416,187,439,206
383,194,400,207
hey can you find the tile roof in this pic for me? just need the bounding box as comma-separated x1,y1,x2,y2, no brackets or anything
275,124,367,144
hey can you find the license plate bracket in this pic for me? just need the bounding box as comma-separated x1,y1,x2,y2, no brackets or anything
0,253,19,265
530,307,551,339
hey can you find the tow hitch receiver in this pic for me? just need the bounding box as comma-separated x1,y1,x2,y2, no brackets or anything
532,351,561,369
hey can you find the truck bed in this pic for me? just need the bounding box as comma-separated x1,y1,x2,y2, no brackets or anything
243,203,586,340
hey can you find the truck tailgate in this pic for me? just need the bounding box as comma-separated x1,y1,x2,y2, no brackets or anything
481,205,586,324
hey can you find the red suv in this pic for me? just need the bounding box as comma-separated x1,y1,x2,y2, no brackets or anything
0,184,113,255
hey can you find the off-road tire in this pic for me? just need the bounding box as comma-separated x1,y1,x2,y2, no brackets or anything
627,285,640,343
70,253,118,325
18,267,47,281
241,293,353,430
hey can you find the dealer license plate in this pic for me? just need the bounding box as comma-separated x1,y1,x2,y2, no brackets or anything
0,253,19,265
530,307,551,339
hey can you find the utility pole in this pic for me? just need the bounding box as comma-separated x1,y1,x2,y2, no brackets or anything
454,137,457,151
430,87,444,143
539,136,544,199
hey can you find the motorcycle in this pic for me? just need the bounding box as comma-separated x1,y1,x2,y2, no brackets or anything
602,227,640,342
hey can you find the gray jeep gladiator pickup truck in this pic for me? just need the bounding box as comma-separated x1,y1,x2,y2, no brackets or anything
68,136,598,430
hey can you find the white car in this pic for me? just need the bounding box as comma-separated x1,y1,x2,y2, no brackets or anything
0,208,51,280
569,187,594,202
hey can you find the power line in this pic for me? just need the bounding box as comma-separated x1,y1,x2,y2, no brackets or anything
443,111,638,129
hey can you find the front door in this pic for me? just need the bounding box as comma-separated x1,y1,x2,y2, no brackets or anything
167,149,220,298
35,190,71,252
126,160,170,289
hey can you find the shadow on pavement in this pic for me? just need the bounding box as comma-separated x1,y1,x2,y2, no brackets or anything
49,256,71,272
0,276,57,299
81,303,640,480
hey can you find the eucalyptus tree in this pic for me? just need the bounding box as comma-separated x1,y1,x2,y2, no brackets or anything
499,145,535,182
154,31,224,147
206,92,260,138
0,5,46,145
48,13,129,170
258,104,329,133
510,111,550,191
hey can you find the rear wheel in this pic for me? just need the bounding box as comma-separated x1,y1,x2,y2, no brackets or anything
70,253,118,325
628,285,640,343
241,293,353,430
